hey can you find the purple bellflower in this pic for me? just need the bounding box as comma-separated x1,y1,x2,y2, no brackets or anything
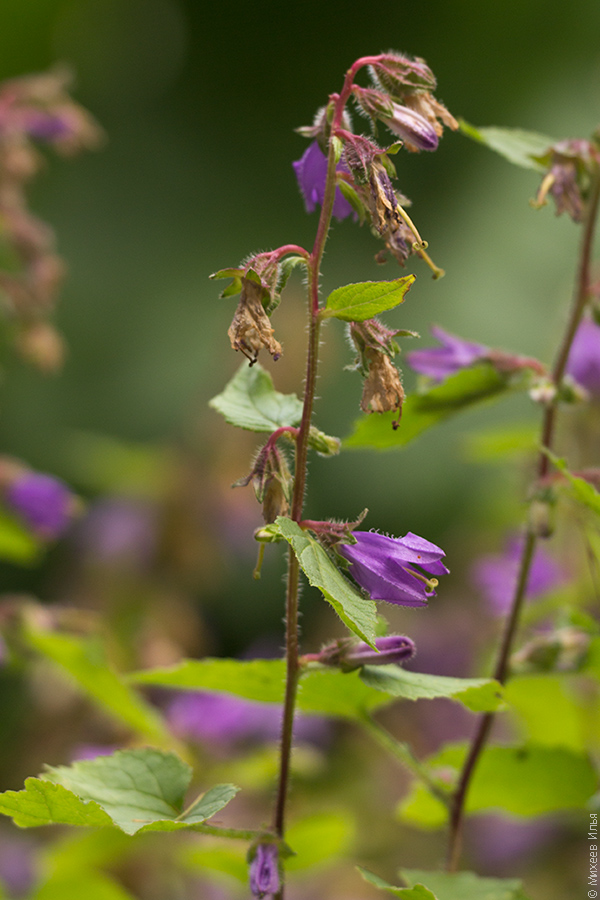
5,472,73,539
292,140,354,220
406,325,488,382
338,530,448,607
472,536,566,616
249,843,280,898
316,634,416,671
565,316,600,396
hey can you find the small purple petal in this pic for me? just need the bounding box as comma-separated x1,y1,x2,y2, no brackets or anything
407,325,489,381
382,104,439,151
292,141,354,221
565,317,600,396
5,473,73,538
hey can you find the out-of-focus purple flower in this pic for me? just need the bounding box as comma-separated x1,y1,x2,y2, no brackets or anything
250,843,280,898
472,536,566,616
292,141,354,220
406,325,488,381
565,316,600,396
0,832,37,897
316,634,416,670
167,691,328,747
381,103,439,151
469,814,558,872
21,110,72,142
5,472,73,538
76,497,157,568
338,530,448,607
71,744,120,762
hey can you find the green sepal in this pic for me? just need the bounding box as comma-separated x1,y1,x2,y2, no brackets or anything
321,276,415,322
331,134,344,163
209,267,244,298
336,178,366,223
308,426,341,456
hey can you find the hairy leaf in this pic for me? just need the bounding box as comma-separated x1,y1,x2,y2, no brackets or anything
360,667,504,712
209,363,303,432
276,517,378,646
322,276,415,322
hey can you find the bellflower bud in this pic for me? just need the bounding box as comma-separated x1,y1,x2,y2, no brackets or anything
380,103,439,152
317,634,416,671
338,530,448,607
565,316,600,396
249,843,280,899
234,440,292,524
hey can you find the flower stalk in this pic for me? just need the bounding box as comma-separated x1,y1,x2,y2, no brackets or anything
445,161,600,873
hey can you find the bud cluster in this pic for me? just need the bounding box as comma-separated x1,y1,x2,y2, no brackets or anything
0,67,102,372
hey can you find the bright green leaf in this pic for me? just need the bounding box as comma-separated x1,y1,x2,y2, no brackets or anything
358,868,436,899
401,869,530,900
0,749,239,835
399,742,597,827
360,666,504,713
459,120,553,171
346,364,514,449
321,277,415,322
275,517,378,646
505,674,598,752
32,871,136,900
462,424,538,463
23,625,170,744
209,363,303,432
286,812,354,871
0,510,41,565
179,843,248,883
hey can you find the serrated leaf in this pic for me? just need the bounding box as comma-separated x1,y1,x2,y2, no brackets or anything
0,749,239,835
0,510,41,564
275,517,378,646
358,868,436,899
321,277,415,322
360,667,504,712
400,869,530,900
399,742,597,827
346,364,514,449
459,120,553,171
545,451,600,516
209,363,303,432
23,625,170,744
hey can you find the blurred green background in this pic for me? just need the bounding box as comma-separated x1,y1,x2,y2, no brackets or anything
1,0,599,644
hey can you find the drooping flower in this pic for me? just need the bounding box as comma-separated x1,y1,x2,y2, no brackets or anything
565,316,600,396
249,843,280,898
380,102,439,151
406,325,488,381
338,530,448,607
292,140,354,220
5,472,73,538
472,536,566,616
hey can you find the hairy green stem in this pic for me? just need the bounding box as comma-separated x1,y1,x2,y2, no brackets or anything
446,164,600,872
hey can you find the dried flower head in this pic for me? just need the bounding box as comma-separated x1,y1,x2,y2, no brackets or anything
227,276,282,365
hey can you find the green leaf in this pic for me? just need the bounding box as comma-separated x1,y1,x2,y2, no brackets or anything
360,667,504,712
358,868,436,899
179,843,248,883
23,625,171,744
275,517,378,646
462,424,538,463
399,742,597,827
0,510,41,564
545,451,600,516
129,657,391,720
209,362,303,432
400,869,530,900
286,811,354,871
31,871,136,900
0,749,239,835
459,120,553,171
321,276,415,322
346,364,513,449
